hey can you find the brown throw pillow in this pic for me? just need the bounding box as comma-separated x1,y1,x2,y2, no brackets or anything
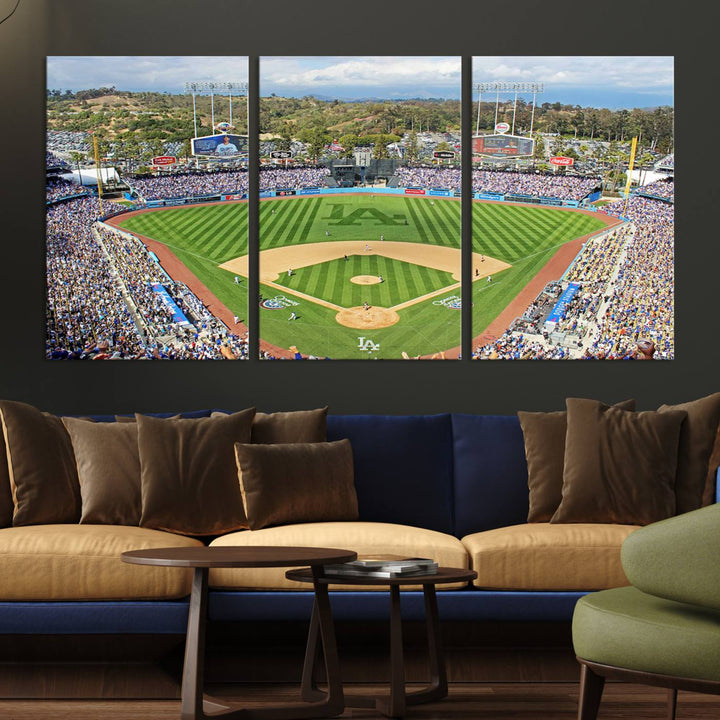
212,407,328,444
519,399,636,522
235,439,358,531
552,398,686,525
0,400,81,526
138,409,256,536
62,417,141,525
704,425,720,506
658,393,720,514
0,421,13,528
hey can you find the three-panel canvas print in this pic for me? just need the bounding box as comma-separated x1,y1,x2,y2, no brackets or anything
46,56,674,360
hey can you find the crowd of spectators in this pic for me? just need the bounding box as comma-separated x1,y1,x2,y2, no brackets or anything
393,166,599,201
46,196,254,359
473,169,599,200
585,196,674,359
46,177,88,203
46,151,70,169
128,170,248,201
473,194,674,360
127,166,330,201
394,166,461,191
637,178,674,201
46,198,145,359
258,166,329,190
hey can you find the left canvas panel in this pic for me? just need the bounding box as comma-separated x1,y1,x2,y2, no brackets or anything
46,56,250,360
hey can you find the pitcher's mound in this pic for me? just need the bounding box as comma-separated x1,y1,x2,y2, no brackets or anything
336,306,400,329
350,275,382,285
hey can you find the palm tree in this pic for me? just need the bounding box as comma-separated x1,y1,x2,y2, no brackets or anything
69,151,85,186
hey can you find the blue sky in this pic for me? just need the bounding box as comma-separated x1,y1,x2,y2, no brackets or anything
47,55,673,109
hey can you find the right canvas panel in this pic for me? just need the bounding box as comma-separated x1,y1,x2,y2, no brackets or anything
471,57,674,360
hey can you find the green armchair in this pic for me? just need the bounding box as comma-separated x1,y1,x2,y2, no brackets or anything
572,503,720,720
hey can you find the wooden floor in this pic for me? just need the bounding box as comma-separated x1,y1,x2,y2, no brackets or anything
1,683,719,719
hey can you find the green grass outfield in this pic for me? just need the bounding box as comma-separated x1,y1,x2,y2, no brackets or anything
119,195,607,359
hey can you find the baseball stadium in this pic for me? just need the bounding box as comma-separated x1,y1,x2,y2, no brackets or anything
45,58,674,361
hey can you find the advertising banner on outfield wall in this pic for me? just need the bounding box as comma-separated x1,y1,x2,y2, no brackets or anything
299,187,321,195
405,188,426,195
276,189,297,196
476,192,504,201
428,189,452,197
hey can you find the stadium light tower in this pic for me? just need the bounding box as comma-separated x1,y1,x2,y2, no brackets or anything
475,82,544,136
184,81,248,136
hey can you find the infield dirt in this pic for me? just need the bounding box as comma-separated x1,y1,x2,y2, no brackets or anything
220,240,509,284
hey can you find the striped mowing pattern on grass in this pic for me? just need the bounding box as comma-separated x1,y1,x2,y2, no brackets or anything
274,255,455,308
120,203,248,263
472,203,605,263
260,195,460,250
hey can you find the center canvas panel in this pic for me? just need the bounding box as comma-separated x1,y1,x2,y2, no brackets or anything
256,57,462,360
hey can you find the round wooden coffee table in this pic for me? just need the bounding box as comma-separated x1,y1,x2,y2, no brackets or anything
286,566,477,718
122,546,356,720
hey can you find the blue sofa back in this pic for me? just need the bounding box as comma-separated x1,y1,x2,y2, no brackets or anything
327,413,530,538
451,414,529,537
327,414,455,535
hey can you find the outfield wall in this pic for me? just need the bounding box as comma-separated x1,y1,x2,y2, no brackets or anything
120,185,587,213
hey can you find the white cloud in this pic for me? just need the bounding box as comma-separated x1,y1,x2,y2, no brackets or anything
47,56,249,93
472,56,673,92
261,56,461,90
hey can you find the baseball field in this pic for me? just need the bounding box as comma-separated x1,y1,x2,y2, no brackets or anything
117,194,608,359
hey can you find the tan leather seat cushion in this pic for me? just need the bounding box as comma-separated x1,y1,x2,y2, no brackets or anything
0,525,203,600
209,521,469,590
462,523,639,591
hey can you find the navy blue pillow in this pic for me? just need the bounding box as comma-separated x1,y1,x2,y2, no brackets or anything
87,410,212,423
452,414,529,538
327,414,454,534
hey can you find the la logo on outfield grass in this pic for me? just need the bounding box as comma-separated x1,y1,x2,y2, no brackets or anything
357,337,380,352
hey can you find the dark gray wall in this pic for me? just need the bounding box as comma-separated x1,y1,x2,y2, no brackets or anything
0,0,713,415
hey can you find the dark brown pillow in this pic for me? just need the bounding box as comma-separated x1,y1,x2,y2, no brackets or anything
235,440,357,530
252,408,328,444
704,425,720,507
62,417,141,525
138,409,255,536
519,399,636,522
658,393,720,514
551,398,686,525
0,421,13,528
0,400,81,526
212,407,328,444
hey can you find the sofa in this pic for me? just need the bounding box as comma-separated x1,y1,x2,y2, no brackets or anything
0,402,717,697
0,409,681,637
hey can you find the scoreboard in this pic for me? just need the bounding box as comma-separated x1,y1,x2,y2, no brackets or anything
192,133,248,158
473,134,534,158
